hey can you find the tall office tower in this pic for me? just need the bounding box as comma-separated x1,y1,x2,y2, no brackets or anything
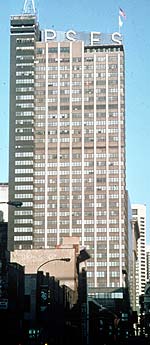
8,12,40,248
8,10,127,290
132,204,146,310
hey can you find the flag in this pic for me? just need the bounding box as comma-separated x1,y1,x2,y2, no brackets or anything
119,15,123,28
119,7,126,19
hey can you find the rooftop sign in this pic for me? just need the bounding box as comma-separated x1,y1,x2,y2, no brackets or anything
41,30,123,46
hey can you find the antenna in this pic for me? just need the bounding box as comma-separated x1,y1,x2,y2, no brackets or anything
23,0,36,14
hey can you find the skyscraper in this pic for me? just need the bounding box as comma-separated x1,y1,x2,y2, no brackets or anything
8,10,127,290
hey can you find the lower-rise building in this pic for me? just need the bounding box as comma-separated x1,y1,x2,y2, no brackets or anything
132,204,146,312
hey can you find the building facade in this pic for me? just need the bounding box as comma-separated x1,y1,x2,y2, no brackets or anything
8,12,127,290
130,219,140,311
132,204,146,311
146,245,150,282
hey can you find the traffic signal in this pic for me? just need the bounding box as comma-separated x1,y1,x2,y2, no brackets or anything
39,285,50,312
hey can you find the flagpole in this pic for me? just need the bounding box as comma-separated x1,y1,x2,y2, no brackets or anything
118,15,123,33
118,15,120,34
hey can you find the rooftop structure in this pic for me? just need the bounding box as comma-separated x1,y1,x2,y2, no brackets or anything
23,0,36,14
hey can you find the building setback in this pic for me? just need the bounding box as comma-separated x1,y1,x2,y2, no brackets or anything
8,12,128,291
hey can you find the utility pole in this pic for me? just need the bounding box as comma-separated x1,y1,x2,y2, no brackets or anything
23,0,36,14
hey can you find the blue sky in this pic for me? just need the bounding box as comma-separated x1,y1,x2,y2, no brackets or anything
0,0,150,242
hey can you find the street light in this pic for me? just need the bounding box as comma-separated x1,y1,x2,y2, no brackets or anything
0,200,23,208
36,257,71,343
37,257,71,273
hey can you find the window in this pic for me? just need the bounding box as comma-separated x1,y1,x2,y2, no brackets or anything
48,47,58,53
132,209,137,215
60,47,70,53
36,48,44,54
96,272,105,277
14,236,32,241
14,227,32,232
14,219,33,224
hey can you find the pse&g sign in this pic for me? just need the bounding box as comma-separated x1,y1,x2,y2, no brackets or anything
41,30,123,46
